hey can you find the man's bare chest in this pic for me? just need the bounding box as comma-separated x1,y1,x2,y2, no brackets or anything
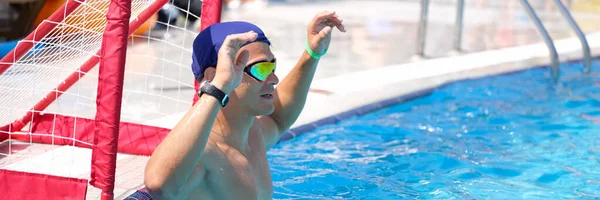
201,143,273,199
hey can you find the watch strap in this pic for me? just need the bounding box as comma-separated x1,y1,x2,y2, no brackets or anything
199,80,229,107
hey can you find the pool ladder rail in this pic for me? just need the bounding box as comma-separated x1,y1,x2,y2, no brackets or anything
415,0,592,82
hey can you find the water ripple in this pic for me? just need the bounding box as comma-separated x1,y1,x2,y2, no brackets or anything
269,63,600,199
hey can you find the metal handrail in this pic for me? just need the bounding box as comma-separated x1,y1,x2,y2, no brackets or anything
520,0,560,82
453,0,464,52
417,0,569,81
553,0,592,73
415,0,429,57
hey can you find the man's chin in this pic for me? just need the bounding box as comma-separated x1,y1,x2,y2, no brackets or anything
257,105,275,116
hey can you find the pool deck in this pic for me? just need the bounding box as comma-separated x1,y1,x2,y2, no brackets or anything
145,0,600,137
286,31,600,139
144,30,600,140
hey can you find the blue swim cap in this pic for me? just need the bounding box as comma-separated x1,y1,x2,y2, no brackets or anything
192,21,271,81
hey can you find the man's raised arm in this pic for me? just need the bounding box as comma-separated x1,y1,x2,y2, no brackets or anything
260,11,346,150
144,31,258,199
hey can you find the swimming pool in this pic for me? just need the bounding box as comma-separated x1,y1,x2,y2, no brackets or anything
268,60,600,199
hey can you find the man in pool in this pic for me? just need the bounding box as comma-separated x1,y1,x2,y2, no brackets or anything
143,11,346,199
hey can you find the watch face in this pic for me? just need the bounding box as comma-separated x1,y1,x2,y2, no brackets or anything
201,80,209,90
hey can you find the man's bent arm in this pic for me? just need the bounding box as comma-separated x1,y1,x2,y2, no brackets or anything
260,11,345,150
263,51,318,149
144,81,227,199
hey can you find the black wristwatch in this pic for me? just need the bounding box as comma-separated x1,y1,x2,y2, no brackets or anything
198,80,229,107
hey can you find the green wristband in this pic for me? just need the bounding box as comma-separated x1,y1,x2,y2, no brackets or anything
305,40,327,59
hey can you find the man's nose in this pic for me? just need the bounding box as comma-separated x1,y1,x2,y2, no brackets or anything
266,72,279,85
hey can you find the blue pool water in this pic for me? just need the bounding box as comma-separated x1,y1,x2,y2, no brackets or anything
268,61,600,199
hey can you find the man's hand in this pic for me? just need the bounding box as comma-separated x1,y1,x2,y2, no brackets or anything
212,31,258,93
306,11,346,57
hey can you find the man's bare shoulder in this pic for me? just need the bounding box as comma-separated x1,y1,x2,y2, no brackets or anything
248,119,272,148
253,116,284,150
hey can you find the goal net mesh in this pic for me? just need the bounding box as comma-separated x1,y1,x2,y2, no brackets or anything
0,0,211,198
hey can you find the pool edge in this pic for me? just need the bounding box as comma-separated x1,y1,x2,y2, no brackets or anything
278,31,600,143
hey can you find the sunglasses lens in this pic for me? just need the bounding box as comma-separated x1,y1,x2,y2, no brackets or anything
249,62,275,81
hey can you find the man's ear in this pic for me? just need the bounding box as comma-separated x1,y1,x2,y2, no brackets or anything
203,67,216,81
